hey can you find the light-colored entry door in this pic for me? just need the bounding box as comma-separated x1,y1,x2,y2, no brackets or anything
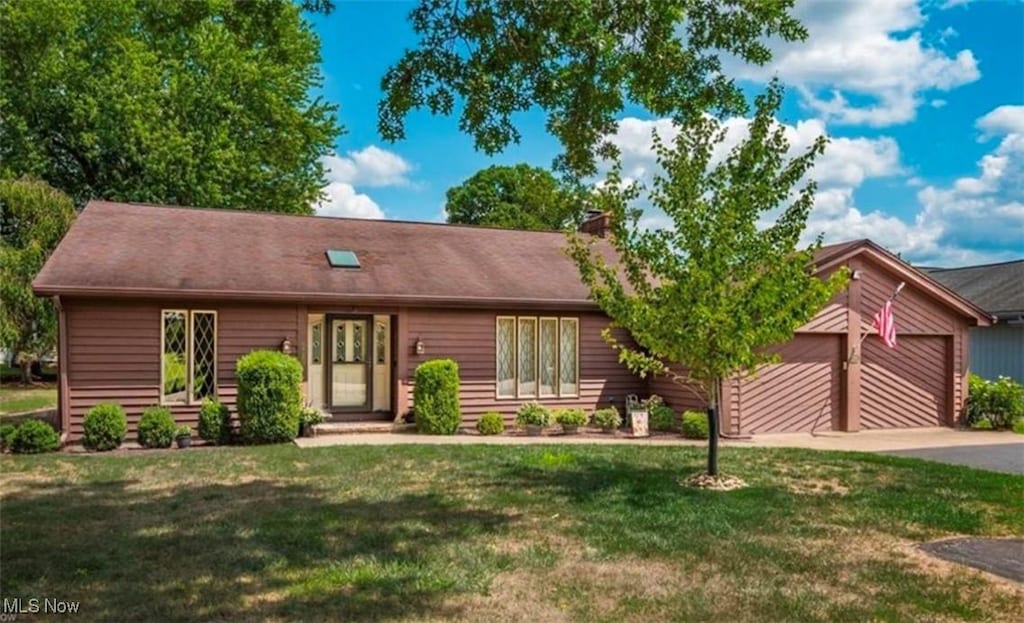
307,314,325,409
331,318,369,408
372,315,391,412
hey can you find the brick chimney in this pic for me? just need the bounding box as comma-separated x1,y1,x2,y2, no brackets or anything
578,210,612,238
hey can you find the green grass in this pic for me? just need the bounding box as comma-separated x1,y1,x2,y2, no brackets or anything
0,384,57,416
1,445,1021,622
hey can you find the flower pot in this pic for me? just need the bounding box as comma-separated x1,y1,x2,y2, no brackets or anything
562,425,579,435
525,424,543,436
300,422,312,438
175,435,191,449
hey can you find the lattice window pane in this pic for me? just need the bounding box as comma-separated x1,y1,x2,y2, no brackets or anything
559,318,578,396
496,318,516,398
375,321,387,364
162,311,188,403
335,322,347,362
518,318,537,397
312,323,322,365
191,312,217,401
353,322,365,362
539,318,558,396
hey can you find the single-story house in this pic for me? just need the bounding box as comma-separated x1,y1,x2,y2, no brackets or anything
33,201,991,440
926,260,1024,384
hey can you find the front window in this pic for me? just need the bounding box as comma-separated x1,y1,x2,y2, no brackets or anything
496,315,579,399
162,310,217,404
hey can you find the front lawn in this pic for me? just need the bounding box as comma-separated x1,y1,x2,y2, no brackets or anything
0,384,57,416
1,445,1021,622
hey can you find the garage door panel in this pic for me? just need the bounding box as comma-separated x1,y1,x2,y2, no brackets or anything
738,335,841,434
862,336,946,429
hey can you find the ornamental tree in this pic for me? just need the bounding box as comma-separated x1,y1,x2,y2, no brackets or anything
446,164,587,230
568,82,848,477
379,0,807,177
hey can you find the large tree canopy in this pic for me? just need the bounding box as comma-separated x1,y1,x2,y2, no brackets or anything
0,178,76,382
569,83,848,476
379,0,806,176
445,164,586,230
0,0,339,213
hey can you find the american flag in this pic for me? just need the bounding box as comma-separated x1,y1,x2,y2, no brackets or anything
873,300,897,348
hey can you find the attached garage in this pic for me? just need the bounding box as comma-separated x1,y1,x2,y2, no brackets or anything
719,240,992,435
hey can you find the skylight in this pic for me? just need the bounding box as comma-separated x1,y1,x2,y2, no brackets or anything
326,249,360,268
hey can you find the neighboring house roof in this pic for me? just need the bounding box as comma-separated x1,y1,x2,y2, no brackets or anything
31,201,992,325
924,260,1024,319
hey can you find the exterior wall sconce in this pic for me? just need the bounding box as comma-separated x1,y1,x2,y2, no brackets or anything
281,337,295,355
414,337,425,355
851,269,863,280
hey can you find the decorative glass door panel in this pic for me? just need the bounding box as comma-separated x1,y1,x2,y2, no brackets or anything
331,318,369,408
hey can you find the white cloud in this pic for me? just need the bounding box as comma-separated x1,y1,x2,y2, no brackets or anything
976,105,1024,139
315,145,415,219
734,0,980,127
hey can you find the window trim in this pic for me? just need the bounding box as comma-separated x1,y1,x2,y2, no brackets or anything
160,309,218,406
495,315,580,400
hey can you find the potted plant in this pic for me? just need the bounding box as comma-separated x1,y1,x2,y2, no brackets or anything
174,425,192,448
592,405,622,433
515,402,551,436
299,406,327,437
554,408,588,434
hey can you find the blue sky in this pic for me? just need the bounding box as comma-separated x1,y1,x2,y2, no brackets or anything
308,0,1023,266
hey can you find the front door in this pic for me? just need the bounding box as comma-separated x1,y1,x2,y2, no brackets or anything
330,317,370,409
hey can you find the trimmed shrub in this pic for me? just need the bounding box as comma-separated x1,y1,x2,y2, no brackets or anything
592,406,622,431
554,408,588,428
82,403,127,451
236,350,303,443
10,420,60,454
1012,418,1024,435
971,416,993,431
964,374,1024,429
477,411,505,435
0,423,16,451
137,406,176,448
515,402,552,428
649,404,677,432
413,359,461,434
681,410,710,439
198,399,232,444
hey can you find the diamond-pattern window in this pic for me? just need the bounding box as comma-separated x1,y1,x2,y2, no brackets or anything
162,311,188,403
497,318,516,398
518,318,537,397
192,312,217,401
559,318,579,396
539,318,558,396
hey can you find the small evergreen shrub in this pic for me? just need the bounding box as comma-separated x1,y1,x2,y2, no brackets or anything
1012,418,1024,435
515,402,552,428
476,411,505,435
964,374,1024,429
236,350,303,443
413,359,462,434
971,416,993,431
554,408,588,428
10,420,60,454
198,399,232,444
681,410,710,439
137,406,176,448
592,405,622,431
0,423,16,451
646,396,677,432
82,403,127,451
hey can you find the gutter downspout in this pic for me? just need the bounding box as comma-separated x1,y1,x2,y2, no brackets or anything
54,295,71,444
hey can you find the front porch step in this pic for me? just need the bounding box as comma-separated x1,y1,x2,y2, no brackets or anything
312,421,414,436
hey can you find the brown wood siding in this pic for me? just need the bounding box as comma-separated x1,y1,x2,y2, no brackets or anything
64,298,300,439
649,365,707,415
861,336,948,428
860,257,955,335
403,309,644,425
734,335,842,434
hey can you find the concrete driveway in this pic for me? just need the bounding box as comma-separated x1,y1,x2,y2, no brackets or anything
746,428,1024,475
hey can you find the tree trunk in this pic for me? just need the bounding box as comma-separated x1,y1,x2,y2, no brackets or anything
20,359,33,385
707,379,719,476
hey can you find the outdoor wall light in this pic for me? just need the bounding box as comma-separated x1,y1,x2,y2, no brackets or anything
281,337,295,355
414,337,425,355
851,269,863,280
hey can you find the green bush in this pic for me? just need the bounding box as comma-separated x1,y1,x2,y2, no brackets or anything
592,405,622,431
1012,418,1024,435
554,408,588,428
971,416,994,431
82,403,127,451
10,420,61,454
648,400,677,432
964,374,1024,429
137,406,176,448
0,423,16,451
175,425,192,438
198,399,232,444
681,410,710,439
236,350,303,443
476,411,505,435
413,359,462,434
515,402,552,427
162,352,186,395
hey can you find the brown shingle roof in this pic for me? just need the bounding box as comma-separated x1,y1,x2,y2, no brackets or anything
925,260,1024,316
33,201,603,308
